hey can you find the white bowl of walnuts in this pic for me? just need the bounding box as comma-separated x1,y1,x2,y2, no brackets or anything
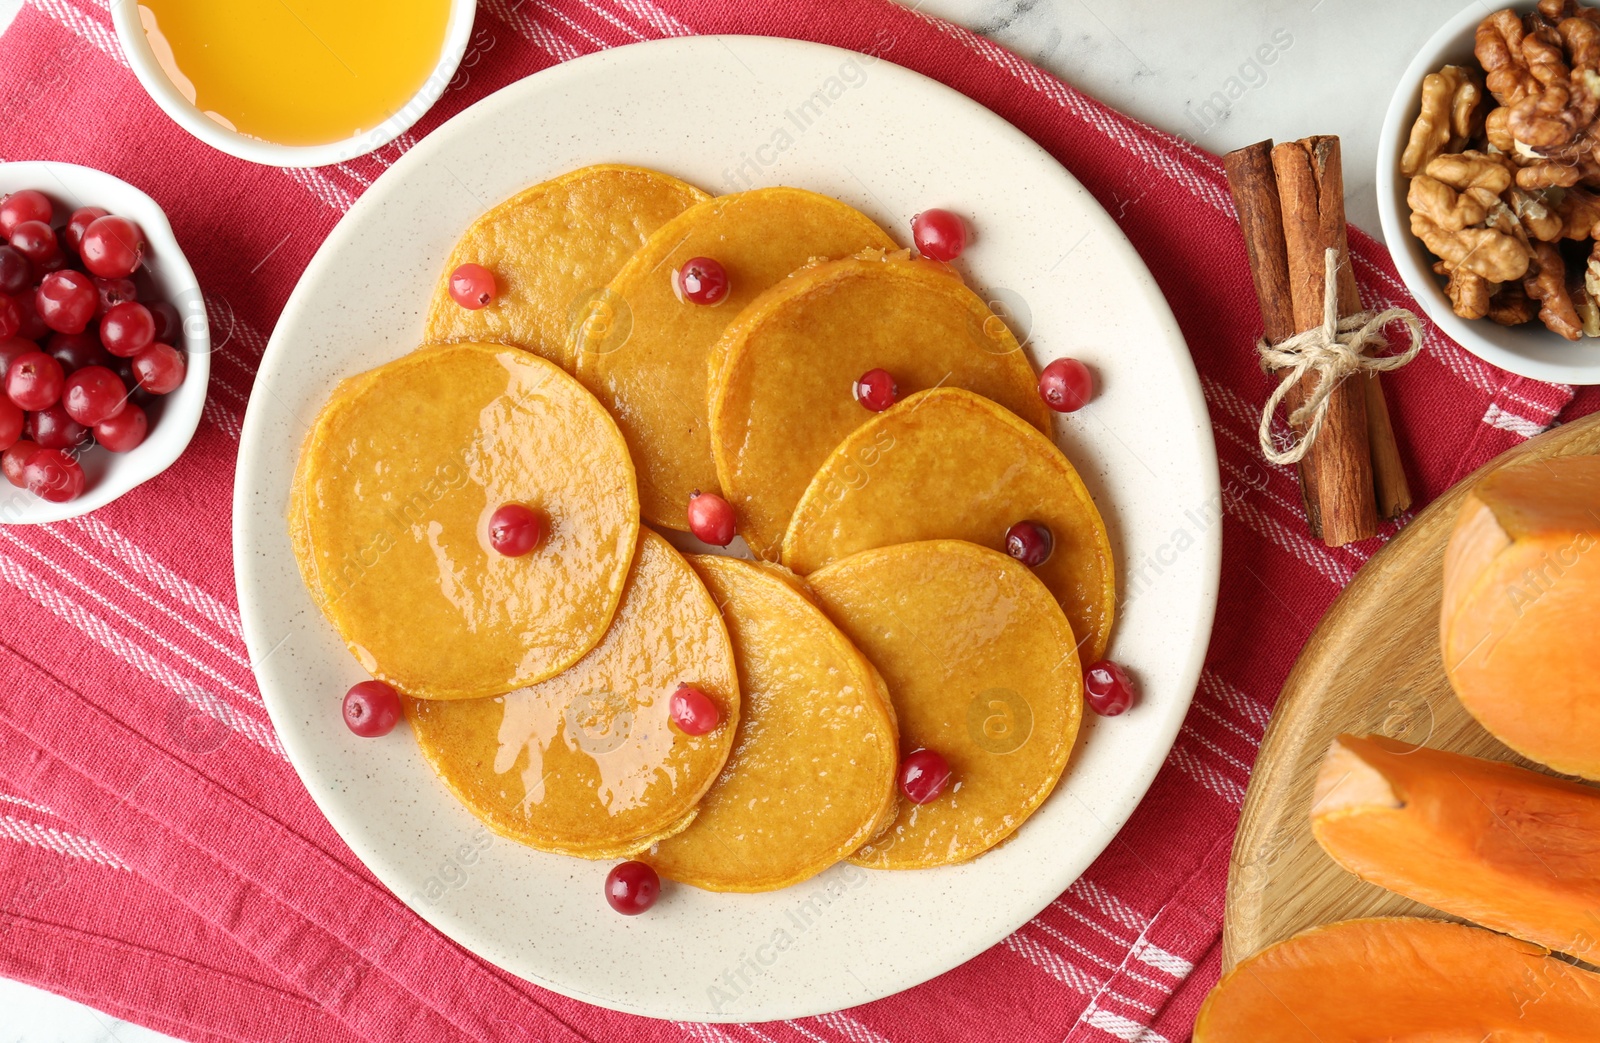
1378,0,1600,384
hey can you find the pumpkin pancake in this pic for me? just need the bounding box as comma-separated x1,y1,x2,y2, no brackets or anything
782,388,1116,662
406,530,739,858
294,343,639,699
708,254,1053,558
806,541,1082,869
572,188,896,531
289,369,380,613
644,556,897,892
422,164,708,370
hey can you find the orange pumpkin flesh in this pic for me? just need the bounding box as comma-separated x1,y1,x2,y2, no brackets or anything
1441,455,1600,779
1195,917,1600,1041
1312,734,1600,962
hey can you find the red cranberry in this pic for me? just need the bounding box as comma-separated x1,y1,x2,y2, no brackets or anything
0,245,31,296
674,257,729,305
147,300,182,343
853,368,898,412
668,683,720,736
115,359,155,407
0,190,51,238
94,276,137,317
6,351,64,411
0,337,33,380
448,263,495,309
100,301,155,357
2,439,36,487
23,448,84,503
79,216,145,279
604,861,660,915
0,398,21,451
63,365,128,427
37,270,98,334
899,748,952,804
1005,521,1054,567
1039,358,1093,413
685,489,735,546
0,337,31,380
343,680,402,737
63,206,108,254
28,404,89,451
130,343,185,395
0,294,18,340
1084,660,1135,717
48,331,114,373
911,208,968,262
12,291,47,340
95,404,147,453
487,502,544,557
8,220,58,266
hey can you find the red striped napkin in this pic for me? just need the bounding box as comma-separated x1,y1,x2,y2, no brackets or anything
0,1,1585,1041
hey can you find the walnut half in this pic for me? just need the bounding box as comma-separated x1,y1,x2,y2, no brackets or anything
1402,65,1486,176
1525,239,1585,338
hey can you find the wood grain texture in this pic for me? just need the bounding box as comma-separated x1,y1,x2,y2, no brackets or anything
1222,410,1600,970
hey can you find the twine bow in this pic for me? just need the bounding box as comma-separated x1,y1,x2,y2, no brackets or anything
1257,248,1424,466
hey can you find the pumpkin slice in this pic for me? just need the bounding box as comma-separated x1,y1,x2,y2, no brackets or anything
573,188,896,531
1441,455,1600,779
294,343,639,699
708,254,1052,558
1311,734,1600,962
1195,917,1600,1041
422,164,708,370
643,556,897,891
781,387,1115,662
806,540,1081,869
406,530,738,858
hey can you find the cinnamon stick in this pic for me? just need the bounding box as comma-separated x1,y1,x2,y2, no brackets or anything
1308,140,1413,519
1227,136,1411,545
1272,137,1379,545
1223,141,1323,537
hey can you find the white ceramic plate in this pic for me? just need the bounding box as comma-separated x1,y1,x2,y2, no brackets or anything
234,36,1220,1022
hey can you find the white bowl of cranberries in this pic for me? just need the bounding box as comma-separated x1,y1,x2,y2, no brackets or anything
0,162,210,524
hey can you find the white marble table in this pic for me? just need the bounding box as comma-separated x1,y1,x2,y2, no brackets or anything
0,0,1470,1038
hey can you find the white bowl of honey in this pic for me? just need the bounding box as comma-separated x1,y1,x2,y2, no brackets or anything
111,0,478,168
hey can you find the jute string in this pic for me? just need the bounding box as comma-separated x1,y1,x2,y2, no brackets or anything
1258,248,1423,466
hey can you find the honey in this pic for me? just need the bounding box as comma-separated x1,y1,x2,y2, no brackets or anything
138,0,451,147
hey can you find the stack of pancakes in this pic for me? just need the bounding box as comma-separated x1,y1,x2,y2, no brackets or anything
290,165,1114,891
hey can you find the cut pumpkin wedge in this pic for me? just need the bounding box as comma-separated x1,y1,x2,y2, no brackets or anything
1311,734,1600,963
1441,455,1600,779
1195,917,1600,1042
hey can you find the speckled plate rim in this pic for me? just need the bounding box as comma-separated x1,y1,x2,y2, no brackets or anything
233,35,1220,1023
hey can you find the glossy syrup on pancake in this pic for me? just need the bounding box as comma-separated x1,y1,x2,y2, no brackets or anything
407,530,740,858
293,343,639,699
644,556,897,891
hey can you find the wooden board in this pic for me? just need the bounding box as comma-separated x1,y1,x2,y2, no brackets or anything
1222,409,1600,970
